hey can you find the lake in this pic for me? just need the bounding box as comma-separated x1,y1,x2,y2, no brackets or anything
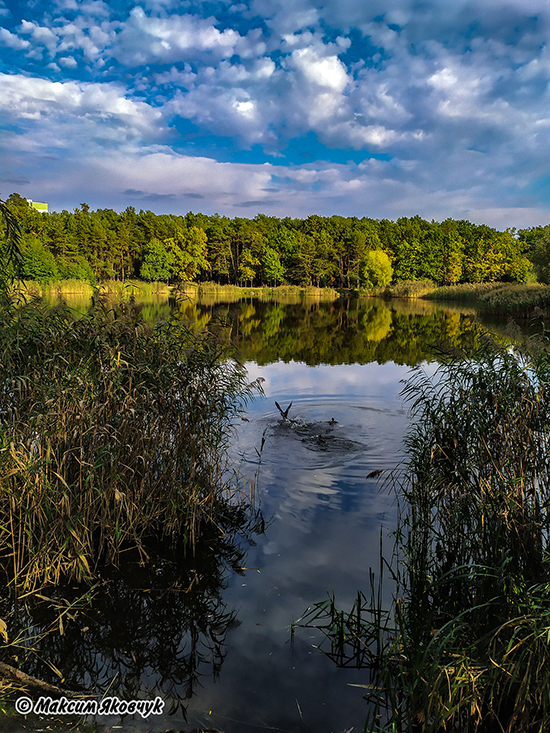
6,293,509,733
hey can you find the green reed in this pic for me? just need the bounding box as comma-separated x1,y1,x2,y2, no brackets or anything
0,291,262,590
297,330,550,732
423,282,506,302
362,280,437,299
426,281,550,318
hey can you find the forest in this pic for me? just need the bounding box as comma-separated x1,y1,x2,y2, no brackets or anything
2,191,549,287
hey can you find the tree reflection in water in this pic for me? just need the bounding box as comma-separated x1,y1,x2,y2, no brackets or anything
0,513,264,718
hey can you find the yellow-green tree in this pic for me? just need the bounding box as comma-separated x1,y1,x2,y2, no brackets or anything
165,226,210,281
238,248,260,285
362,250,393,288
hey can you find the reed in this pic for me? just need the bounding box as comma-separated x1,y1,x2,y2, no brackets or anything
477,283,550,316
359,280,437,299
0,291,262,590
296,330,550,732
425,282,550,318
96,279,173,297
423,282,506,302
384,335,550,731
195,282,339,299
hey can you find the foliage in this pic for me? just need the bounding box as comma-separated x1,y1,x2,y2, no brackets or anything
166,226,210,281
0,197,23,286
519,225,550,283
362,250,393,288
263,245,285,284
140,237,171,281
19,234,58,283
2,192,539,288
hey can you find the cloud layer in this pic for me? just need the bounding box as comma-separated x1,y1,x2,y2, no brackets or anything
1,0,550,227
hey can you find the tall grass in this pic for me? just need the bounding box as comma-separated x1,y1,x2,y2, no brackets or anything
385,336,550,732
296,331,550,732
0,292,262,590
425,282,550,318
193,282,339,299
97,279,173,297
423,282,506,302
359,280,437,299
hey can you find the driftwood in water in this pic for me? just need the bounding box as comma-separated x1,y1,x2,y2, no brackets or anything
0,661,90,699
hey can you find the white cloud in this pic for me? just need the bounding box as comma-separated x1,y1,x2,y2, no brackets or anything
0,74,163,139
0,28,30,49
79,0,110,17
115,7,244,65
3,0,550,228
19,20,59,54
58,56,78,68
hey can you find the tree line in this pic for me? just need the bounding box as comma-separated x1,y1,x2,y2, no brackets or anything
2,191,547,286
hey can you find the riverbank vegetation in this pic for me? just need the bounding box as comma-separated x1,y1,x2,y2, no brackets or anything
297,332,550,732
0,292,263,590
2,192,541,290
425,281,550,317
0,197,266,719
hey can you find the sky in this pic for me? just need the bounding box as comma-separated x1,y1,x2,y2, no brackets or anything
1,0,550,228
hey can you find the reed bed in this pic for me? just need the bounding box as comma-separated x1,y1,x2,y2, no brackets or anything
0,292,262,591
477,283,550,316
360,280,437,299
96,279,173,297
195,282,339,300
297,331,550,732
423,282,506,302
384,336,550,732
425,282,550,318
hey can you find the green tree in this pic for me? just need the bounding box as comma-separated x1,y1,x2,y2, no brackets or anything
520,225,550,282
362,250,393,288
19,233,58,282
238,248,260,285
438,220,464,284
140,238,171,282
58,256,95,284
206,218,232,282
166,227,210,282
0,195,23,285
294,233,316,285
263,246,285,285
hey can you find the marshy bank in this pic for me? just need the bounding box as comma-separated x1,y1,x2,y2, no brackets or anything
1,284,545,733
13,279,339,303
17,276,550,320
0,290,265,726
297,332,550,732
358,279,550,319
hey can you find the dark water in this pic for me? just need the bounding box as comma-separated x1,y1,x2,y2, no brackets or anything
6,295,501,733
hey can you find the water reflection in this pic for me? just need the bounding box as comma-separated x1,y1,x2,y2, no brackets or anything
173,296,482,366
1,521,260,728
3,293,494,732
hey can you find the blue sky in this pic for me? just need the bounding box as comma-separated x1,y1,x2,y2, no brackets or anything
1,0,550,227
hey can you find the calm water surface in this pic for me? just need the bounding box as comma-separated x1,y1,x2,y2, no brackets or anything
10,295,503,733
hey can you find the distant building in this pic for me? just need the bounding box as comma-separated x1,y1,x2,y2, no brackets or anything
26,199,48,213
